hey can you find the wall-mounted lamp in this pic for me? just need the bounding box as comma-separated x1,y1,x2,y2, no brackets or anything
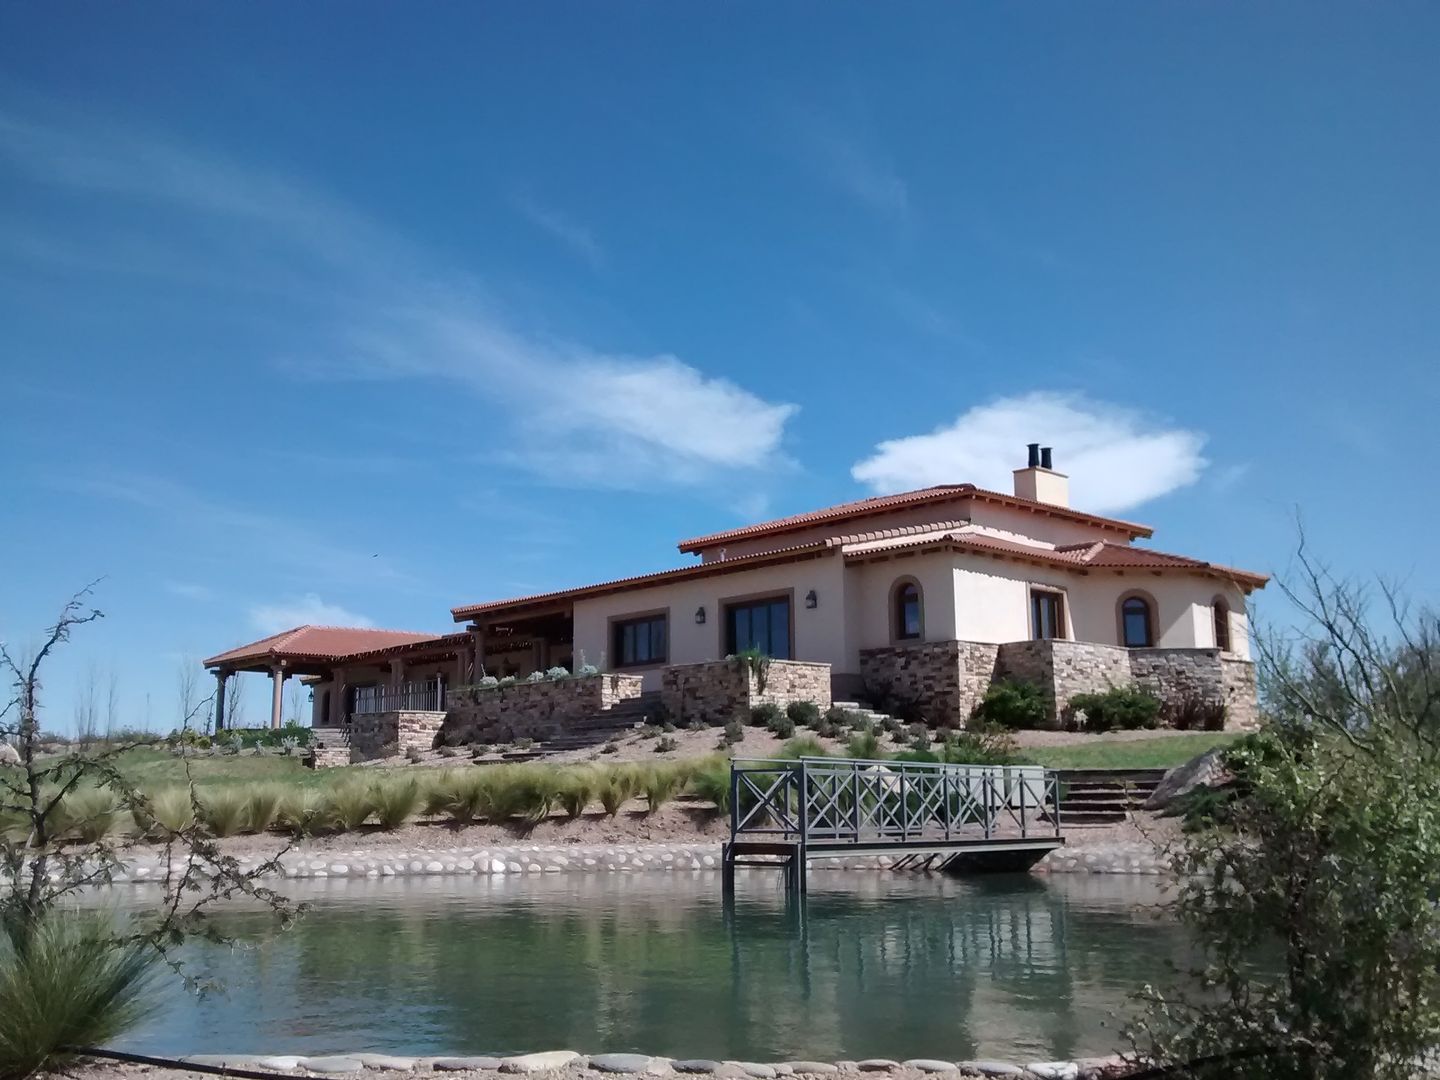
695,606,707,625
804,590,818,609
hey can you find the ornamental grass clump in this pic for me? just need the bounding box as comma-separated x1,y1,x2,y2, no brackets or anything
275,788,328,835
0,912,160,1080
58,787,120,843
143,787,196,835
372,776,425,830
323,782,376,831
688,760,732,815
596,769,636,816
640,765,681,814
244,783,287,834
556,770,596,819
197,787,250,838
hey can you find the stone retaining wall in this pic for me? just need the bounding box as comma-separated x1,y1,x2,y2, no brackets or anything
994,640,1133,728
857,641,1000,726
350,711,446,762
439,674,644,744
661,660,832,727
1129,649,1259,732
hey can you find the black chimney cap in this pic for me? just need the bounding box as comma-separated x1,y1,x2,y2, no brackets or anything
1026,443,1040,468
1040,447,1053,470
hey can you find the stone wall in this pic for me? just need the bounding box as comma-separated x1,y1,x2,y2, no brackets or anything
349,710,446,762
1127,649,1260,732
1219,656,1260,731
439,673,644,744
661,659,832,727
858,641,1000,726
994,640,1133,728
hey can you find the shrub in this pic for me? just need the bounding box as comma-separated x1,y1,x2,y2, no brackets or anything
846,730,883,760
639,724,662,740
654,735,679,753
1070,685,1161,732
144,787,195,835
0,913,160,1080
372,777,424,829
525,671,546,683
477,675,500,688
198,787,250,837
496,767,560,825
939,725,1028,767
275,788,328,835
577,663,599,676
596,770,636,816
972,679,1050,730
544,666,570,680
556,771,596,818
600,741,620,755
428,771,483,823
689,760,731,815
687,719,707,732
404,746,424,763
1161,691,1228,731
59,787,119,843
641,766,681,813
721,719,744,746
766,714,796,739
908,724,931,752
880,715,906,737
778,735,829,759
786,700,821,728
245,783,286,834
439,744,459,758
498,676,517,687
324,782,376,831
750,702,784,728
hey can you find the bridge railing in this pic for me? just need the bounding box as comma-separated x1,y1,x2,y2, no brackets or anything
729,757,1061,847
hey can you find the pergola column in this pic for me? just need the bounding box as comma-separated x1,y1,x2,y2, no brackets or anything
470,627,486,682
269,663,285,730
330,668,346,726
213,670,228,732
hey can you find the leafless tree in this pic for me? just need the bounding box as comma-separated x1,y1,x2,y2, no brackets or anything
224,674,245,731
286,680,305,726
105,667,121,737
72,661,100,746
176,657,201,735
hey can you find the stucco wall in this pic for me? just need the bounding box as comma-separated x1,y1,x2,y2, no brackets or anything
571,552,850,690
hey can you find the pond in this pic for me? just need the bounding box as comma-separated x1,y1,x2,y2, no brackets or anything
108,871,1191,1064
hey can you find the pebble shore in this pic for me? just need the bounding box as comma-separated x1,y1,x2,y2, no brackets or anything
96,840,1166,884
82,1050,1134,1080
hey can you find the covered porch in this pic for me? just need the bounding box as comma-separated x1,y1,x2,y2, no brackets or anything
465,602,576,681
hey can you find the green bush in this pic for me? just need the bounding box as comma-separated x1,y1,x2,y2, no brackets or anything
750,702,784,728
786,700,821,727
244,783,286,833
689,760,731,815
1161,691,1228,731
1070,685,1161,732
766,714,796,739
372,777,424,830
556,770,596,818
846,730,883,759
654,735,679,753
939,725,1029,767
777,735,829,759
596,770,637,816
198,787,251,837
213,724,312,749
0,913,160,1079
142,787,196,835
58,787,120,843
721,719,744,746
641,766,681,813
972,679,1050,729
324,782,377,831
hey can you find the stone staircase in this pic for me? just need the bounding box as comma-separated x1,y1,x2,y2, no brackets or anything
306,726,353,769
830,700,900,730
534,692,664,753
1050,768,1167,826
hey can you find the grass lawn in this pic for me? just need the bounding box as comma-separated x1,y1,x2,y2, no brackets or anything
106,747,362,790
1026,732,1241,771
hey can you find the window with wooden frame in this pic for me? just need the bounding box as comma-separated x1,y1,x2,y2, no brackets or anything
893,578,923,641
612,613,668,668
1030,589,1066,641
1212,598,1232,652
1119,593,1156,648
724,595,792,659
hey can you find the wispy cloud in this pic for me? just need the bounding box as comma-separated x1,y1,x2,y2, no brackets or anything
786,107,909,218
249,593,373,634
164,581,215,602
852,391,1209,514
1,107,797,492
512,191,604,269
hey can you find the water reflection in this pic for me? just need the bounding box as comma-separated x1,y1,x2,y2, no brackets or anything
109,871,1188,1063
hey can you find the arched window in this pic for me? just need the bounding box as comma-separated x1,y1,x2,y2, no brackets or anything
1119,594,1156,648
1212,598,1232,652
893,579,923,641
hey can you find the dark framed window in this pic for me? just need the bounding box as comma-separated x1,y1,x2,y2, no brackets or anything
1031,590,1065,641
1213,599,1232,652
613,614,667,667
894,580,922,640
1120,595,1155,647
725,595,792,659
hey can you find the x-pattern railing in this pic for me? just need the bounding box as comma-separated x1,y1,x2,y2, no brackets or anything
729,757,1061,847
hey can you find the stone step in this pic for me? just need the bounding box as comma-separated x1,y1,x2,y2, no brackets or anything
1056,798,1133,814
1052,809,1129,825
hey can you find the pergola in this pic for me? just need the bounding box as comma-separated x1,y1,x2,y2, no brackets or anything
202,625,441,730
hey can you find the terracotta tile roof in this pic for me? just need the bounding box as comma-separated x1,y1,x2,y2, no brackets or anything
451,542,834,622
203,626,441,668
844,531,1269,591
676,484,1152,553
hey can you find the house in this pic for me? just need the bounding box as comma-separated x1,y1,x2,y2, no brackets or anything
204,445,1267,760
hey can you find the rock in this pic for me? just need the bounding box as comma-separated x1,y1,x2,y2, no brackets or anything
355,1054,419,1070
902,1062,957,1074
303,1056,368,1074
501,1051,583,1073
783,1064,838,1075
183,1056,262,1069
0,743,18,765
592,1054,656,1074
1026,1065,1079,1080
856,1062,899,1073
431,1057,503,1071
673,1061,723,1074
257,1057,306,1071
725,1064,776,1079
1144,748,1230,813
960,1065,1026,1078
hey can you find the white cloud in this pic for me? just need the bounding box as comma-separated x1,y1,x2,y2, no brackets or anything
512,192,604,269
1,108,797,491
851,392,1209,514
249,594,374,635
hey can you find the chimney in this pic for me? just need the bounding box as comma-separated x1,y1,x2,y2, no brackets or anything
1013,443,1070,507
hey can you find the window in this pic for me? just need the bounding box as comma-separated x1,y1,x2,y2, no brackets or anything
613,614,667,667
1213,599,1232,652
1031,590,1066,640
725,595,792,658
1120,595,1155,647
893,580,923,641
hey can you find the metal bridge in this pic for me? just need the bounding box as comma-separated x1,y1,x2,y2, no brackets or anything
722,756,1065,894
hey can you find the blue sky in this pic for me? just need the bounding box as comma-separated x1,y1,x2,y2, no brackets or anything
3,3,1438,732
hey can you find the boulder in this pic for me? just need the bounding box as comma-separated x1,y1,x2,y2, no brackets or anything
1143,747,1230,813
0,742,19,766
